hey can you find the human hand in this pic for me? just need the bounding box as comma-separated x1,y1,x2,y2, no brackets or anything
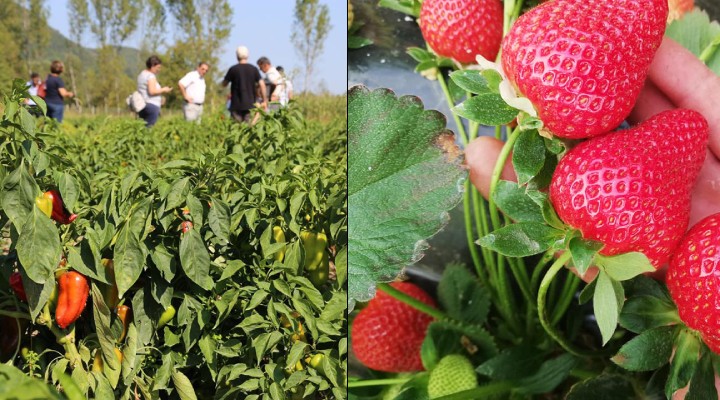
466,37,720,229
164,87,173,93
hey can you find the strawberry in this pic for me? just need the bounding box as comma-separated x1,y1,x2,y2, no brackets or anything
501,0,667,139
667,0,694,23
427,354,478,399
549,109,708,268
667,213,720,354
419,0,503,64
351,281,437,372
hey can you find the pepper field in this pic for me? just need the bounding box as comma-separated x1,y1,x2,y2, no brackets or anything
0,79,348,400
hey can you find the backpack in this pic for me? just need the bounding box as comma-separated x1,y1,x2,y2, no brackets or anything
36,79,46,99
126,90,146,113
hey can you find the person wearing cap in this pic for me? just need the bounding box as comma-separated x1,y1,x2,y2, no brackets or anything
178,61,210,122
222,46,267,124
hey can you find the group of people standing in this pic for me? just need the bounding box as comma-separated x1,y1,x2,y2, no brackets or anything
25,45,293,128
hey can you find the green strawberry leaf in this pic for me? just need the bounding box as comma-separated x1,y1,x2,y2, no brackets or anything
544,136,566,155
518,114,544,131
481,70,504,93
611,325,676,371
526,148,558,191
686,350,718,400
476,345,546,381
595,252,656,281
437,264,491,325
393,372,430,400
421,321,497,371
478,223,564,257
665,328,703,399
513,130,547,185
565,374,638,400
578,277,597,305
524,190,566,229
492,180,544,223
449,70,492,94
594,271,625,345
407,47,434,63
378,0,422,17
348,35,373,49
618,295,680,334
515,354,578,395
348,86,466,308
452,93,519,126
623,274,674,301
568,237,602,277
666,9,720,76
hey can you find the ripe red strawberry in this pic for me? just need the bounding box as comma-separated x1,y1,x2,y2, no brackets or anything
549,109,708,268
501,0,667,139
351,281,437,372
419,0,503,64
667,213,720,354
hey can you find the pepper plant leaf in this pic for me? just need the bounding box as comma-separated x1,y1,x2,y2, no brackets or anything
348,86,466,308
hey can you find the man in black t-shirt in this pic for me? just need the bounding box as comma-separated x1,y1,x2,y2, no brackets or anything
222,46,267,124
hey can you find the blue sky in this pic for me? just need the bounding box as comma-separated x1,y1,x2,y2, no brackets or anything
46,1,347,94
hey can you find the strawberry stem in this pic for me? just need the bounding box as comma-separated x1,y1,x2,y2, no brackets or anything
463,181,490,288
433,381,514,399
699,34,720,64
347,377,412,388
377,283,447,321
436,65,468,146
550,272,582,326
537,252,587,357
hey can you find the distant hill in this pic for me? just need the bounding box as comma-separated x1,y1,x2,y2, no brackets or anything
39,25,143,79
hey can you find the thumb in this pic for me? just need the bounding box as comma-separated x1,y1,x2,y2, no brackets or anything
465,136,517,199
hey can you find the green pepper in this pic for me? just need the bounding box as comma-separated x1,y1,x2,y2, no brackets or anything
300,231,329,287
272,226,286,262
102,259,119,309
157,305,176,328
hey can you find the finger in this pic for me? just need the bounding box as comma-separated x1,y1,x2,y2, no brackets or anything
628,79,675,124
647,37,720,156
465,136,517,199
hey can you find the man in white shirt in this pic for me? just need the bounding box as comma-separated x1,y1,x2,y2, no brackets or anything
256,57,282,102
178,62,210,122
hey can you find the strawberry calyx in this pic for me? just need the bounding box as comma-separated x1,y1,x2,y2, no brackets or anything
468,54,538,121
611,275,716,399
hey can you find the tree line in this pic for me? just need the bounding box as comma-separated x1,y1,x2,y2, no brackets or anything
0,0,331,113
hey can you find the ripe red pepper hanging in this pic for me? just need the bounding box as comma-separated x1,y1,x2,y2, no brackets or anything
55,271,89,329
41,190,77,225
9,272,27,302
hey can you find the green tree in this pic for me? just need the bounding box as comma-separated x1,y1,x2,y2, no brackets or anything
19,0,50,75
68,0,144,108
0,1,29,93
291,0,331,93
164,0,232,108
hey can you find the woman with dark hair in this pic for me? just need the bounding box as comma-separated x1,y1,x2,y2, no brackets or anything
45,60,74,122
137,55,172,127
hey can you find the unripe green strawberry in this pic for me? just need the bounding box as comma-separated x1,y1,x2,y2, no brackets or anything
351,282,437,372
502,0,667,138
428,354,478,399
550,109,708,268
420,0,504,64
667,213,720,354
